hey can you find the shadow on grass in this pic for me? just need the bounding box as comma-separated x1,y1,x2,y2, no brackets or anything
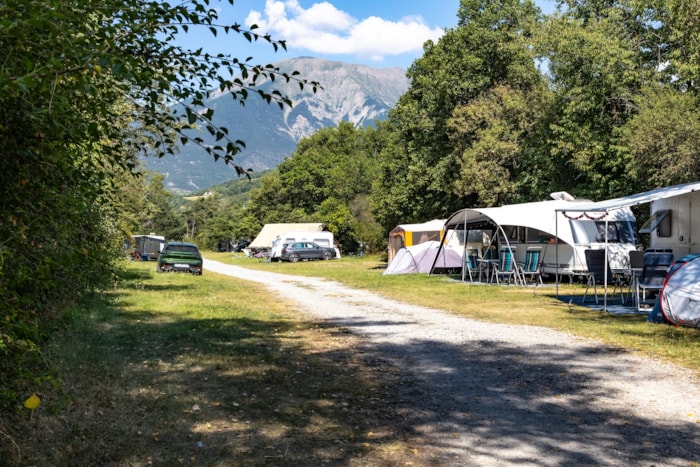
8,273,699,466
13,305,417,465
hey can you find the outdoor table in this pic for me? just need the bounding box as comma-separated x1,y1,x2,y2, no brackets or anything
477,259,498,283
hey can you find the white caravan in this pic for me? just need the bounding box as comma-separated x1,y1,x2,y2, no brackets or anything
561,181,700,260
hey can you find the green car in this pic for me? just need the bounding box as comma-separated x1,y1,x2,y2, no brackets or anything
156,241,203,275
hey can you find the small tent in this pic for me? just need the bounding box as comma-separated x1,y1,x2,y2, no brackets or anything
654,254,700,328
384,241,462,275
388,219,445,262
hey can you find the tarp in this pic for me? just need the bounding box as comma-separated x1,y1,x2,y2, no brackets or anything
249,223,325,249
658,254,700,328
384,241,462,275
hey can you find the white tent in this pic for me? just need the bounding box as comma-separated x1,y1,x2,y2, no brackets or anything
384,241,462,275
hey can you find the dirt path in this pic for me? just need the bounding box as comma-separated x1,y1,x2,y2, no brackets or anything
204,259,700,466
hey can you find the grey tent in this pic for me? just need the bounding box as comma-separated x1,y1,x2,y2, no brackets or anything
384,241,462,275
655,254,700,328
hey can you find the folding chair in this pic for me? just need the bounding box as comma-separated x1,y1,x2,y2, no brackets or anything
492,247,519,285
636,251,674,310
519,247,543,285
582,249,625,304
463,251,479,282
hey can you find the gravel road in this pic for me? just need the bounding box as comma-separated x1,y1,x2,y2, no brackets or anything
204,259,699,466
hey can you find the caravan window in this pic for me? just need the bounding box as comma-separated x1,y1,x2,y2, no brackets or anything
639,210,671,237
502,226,518,241
571,220,636,243
595,222,619,242
414,230,440,243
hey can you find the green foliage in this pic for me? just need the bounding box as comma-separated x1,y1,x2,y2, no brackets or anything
241,123,384,253
536,0,652,199
448,85,553,206
620,87,700,188
0,0,312,407
373,0,544,225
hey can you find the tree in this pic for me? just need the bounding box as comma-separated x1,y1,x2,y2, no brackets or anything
448,85,554,206
536,0,655,199
0,0,314,406
242,122,384,252
620,87,700,188
374,0,544,227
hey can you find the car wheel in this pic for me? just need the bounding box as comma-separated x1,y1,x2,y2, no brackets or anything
323,251,332,260
289,253,300,263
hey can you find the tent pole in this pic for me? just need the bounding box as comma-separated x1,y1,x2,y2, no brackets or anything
462,210,467,282
496,225,523,286
430,221,448,276
603,213,609,311
555,214,559,297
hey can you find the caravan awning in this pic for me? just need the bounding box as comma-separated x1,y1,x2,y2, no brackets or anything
444,199,602,246
553,182,700,213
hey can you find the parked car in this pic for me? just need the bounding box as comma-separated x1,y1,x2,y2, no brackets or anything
156,241,203,275
280,241,337,262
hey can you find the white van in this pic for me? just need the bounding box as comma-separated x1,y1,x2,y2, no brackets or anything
268,231,339,261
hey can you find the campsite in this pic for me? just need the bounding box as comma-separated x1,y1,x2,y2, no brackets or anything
6,254,697,465
378,182,700,329
7,1,700,464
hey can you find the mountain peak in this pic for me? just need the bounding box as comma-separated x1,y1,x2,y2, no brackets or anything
144,58,410,193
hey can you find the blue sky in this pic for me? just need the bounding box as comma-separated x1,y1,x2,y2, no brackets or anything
185,0,557,69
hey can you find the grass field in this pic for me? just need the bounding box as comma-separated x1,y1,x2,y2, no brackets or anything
2,253,698,465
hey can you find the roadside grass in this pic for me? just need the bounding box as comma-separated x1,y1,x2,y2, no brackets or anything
3,262,424,466
208,252,700,374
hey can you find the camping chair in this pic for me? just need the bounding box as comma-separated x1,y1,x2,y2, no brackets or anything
463,250,479,282
582,249,625,304
626,250,645,304
636,251,674,310
492,247,519,285
518,247,543,285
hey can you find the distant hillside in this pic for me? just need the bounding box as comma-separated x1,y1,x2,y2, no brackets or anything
143,57,410,193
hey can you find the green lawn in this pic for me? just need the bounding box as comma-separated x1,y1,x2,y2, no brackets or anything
4,255,697,465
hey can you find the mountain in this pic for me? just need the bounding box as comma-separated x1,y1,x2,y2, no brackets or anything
142,57,410,193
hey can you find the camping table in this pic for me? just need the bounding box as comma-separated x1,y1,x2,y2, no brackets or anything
477,259,498,283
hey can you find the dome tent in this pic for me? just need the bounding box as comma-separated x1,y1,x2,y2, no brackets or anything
384,241,462,275
653,254,700,328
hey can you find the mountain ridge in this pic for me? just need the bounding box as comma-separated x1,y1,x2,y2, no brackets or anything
142,57,410,193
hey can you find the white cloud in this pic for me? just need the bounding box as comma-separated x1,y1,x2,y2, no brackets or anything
245,0,444,62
